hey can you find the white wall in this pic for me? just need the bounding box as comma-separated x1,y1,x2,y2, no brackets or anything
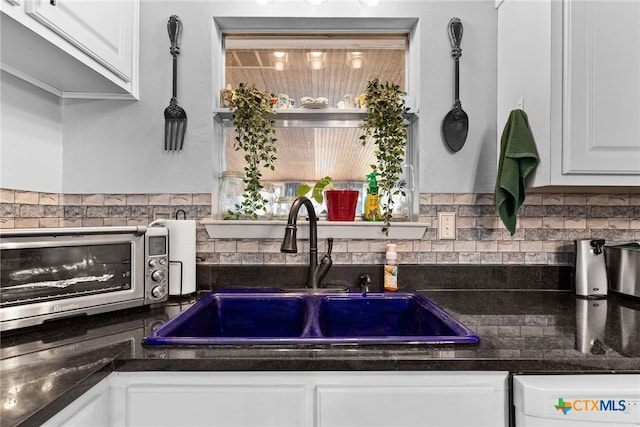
9,0,498,194
416,1,498,192
1,71,63,192
61,1,216,193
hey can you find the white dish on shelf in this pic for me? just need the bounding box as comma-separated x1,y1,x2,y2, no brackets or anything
299,102,332,109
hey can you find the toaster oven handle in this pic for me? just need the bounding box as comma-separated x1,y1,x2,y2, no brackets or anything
0,226,146,238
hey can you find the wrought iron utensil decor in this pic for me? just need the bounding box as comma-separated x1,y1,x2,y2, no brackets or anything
164,15,187,151
442,17,468,152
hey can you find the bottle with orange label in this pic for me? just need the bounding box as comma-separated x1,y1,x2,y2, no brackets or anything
384,243,398,291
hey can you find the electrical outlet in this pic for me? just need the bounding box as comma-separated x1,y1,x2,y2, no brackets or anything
438,212,456,240
153,212,171,221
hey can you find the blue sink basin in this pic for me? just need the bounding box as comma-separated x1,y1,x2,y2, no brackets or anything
145,293,308,344
144,291,479,345
318,294,463,339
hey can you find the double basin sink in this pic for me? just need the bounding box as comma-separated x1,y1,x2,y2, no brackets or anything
144,291,480,345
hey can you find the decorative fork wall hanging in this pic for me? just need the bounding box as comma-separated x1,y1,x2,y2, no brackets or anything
164,15,187,151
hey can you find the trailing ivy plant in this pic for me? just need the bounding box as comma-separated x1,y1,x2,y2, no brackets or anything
228,83,277,219
359,78,408,235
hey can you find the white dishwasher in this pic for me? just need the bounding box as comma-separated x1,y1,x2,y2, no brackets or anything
513,374,640,426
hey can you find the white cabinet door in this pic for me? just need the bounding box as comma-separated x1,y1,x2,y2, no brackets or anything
315,372,508,427
563,0,640,177
497,0,640,186
25,0,133,83
1,0,139,99
109,372,308,427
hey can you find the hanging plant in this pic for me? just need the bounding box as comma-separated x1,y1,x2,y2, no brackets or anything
228,82,277,219
359,78,408,235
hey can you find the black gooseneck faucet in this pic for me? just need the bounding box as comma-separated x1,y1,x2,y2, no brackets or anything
280,196,333,289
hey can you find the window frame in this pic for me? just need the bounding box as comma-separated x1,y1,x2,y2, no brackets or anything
212,16,421,222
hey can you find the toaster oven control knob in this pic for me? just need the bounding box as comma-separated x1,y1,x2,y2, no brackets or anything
151,270,165,282
148,259,157,267
151,285,165,299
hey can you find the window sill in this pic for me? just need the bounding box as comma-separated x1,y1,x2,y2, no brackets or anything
201,219,427,240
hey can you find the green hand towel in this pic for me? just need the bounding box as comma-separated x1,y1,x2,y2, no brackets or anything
495,109,539,235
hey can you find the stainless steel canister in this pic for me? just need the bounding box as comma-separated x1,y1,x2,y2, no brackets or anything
574,239,608,298
604,242,640,298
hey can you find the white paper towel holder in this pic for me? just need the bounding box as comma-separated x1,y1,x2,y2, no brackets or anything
149,209,197,297
169,259,186,295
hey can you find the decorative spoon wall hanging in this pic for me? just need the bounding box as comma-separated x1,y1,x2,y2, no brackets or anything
442,17,468,152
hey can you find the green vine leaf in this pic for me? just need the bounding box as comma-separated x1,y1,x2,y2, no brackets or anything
228,83,278,219
361,78,408,235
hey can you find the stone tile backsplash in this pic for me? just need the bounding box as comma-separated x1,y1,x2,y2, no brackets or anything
1,188,638,266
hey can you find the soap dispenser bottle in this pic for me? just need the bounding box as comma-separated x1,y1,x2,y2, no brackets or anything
384,243,398,291
363,172,382,221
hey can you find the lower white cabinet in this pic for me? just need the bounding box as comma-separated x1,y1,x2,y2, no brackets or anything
314,372,508,427
43,371,509,427
42,376,111,427
111,372,307,427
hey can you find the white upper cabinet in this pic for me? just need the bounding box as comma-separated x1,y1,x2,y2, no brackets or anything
497,0,640,187
1,0,139,99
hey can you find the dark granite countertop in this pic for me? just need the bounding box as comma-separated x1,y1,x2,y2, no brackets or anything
2,284,639,426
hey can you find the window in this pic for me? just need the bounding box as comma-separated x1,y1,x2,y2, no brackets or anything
222,34,408,215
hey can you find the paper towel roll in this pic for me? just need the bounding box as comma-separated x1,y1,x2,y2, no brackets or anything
152,219,196,296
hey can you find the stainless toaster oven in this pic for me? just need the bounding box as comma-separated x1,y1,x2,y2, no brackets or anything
0,226,169,332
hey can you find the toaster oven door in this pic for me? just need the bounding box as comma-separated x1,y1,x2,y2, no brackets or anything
1,242,134,306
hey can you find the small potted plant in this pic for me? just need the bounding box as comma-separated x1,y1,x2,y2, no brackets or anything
228,83,278,219
360,78,408,234
296,176,333,205
297,177,359,221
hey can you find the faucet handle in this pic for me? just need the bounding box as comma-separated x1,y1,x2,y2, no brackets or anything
316,243,333,285
326,237,333,255
359,274,371,293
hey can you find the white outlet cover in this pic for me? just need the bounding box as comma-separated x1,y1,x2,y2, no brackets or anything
438,212,456,240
